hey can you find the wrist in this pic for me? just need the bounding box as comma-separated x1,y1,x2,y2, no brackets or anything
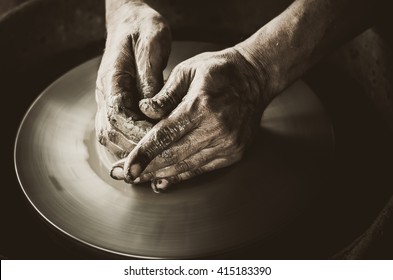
234,39,279,107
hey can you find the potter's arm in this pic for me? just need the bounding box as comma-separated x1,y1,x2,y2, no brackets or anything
112,0,385,191
236,0,381,104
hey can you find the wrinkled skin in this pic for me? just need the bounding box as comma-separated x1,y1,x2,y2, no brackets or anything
101,0,378,193
110,48,267,192
95,2,171,158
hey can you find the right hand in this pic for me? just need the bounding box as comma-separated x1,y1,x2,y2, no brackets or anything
110,47,268,192
95,1,171,158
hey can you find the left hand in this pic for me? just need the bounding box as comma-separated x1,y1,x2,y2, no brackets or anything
110,47,269,192
95,2,171,158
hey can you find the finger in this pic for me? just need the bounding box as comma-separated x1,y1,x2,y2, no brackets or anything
110,158,126,181
103,139,129,159
106,94,144,121
138,146,216,183
150,158,230,193
106,129,137,153
139,65,190,119
123,109,195,181
135,24,171,99
107,111,152,143
142,125,216,173
111,166,126,181
95,101,112,147
110,133,202,183
99,37,139,114
96,125,131,159
104,72,141,118
96,103,136,157
96,119,129,159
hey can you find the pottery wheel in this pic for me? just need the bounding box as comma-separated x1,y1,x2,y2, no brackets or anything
14,41,334,258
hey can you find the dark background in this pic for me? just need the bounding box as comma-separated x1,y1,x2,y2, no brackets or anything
1,0,392,259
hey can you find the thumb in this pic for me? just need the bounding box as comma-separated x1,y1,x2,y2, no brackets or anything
135,54,164,100
139,66,190,120
135,30,171,99
98,34,142,117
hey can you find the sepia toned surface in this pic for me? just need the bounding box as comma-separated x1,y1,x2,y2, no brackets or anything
14,42,333,258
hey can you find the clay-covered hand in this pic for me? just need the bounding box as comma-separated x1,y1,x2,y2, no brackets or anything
95,1,171,158
110,47,269,192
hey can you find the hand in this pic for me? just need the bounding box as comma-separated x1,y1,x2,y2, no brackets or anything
95,1,171,158
110,47,269,192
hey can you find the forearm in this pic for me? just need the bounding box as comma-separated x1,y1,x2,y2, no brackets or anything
236,0,380,104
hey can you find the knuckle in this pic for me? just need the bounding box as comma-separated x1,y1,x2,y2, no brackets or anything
153,124,177,148
172,61,188,74
195,168,205,176
159,149,178,165
182,138,193,151
120,150,129,159
140,172,153,182
149,22,169,41
107,129,118,142
149,98,165,112
113,149,125,159
169,174,182,184
148,12,168,29
112,33,134,52
97,130,107,146
175,160,190,173
105,110,117,126
139,12,169,42
135,147,152,167
138,126,175,164
191,168,204,177
109,117,117,126
160,88,179,110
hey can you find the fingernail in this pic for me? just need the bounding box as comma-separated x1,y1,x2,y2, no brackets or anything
130,163,142,180
133,177,141,184
151,179,169,193
110,167,124,180
153,98,163,108
139,99,149,112
139,101,147,111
